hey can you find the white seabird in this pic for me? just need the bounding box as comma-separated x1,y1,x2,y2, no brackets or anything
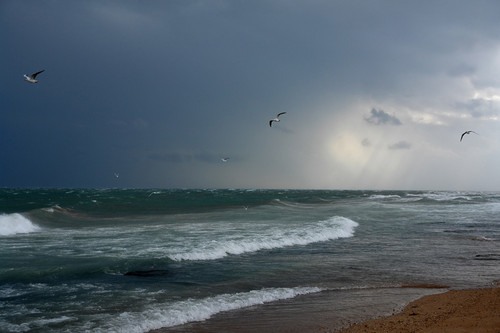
221,157,230,162
24,70,45,83
460,130,478,142
269,112,287,127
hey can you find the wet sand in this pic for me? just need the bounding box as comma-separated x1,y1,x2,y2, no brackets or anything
337,286,500,333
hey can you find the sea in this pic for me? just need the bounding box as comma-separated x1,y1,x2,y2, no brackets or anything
0,189,499,333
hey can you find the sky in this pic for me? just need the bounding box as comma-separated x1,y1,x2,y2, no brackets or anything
2,0,500,190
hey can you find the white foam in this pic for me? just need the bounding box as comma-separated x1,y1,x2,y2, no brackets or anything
406,192,471,201
369,194,402,200
0,213,41,236
370,192,476,203
101,286,322,333
0,320,30,333
33,316,75,326
168,216,358,261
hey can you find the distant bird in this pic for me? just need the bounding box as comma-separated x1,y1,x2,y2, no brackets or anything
24,70,45,83
269,112,287,127
114,173,119,178
221,157,230,162
460,130,478,142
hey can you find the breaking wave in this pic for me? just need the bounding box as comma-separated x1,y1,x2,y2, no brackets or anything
168,216,358,261
98,287,322,333
368,191,486,203
0,213,41,236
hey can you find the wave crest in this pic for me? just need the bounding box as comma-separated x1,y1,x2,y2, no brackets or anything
169,216,358,261
0,213,41,236
101,287,322,332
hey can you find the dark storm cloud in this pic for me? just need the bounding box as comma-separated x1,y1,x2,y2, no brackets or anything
148,153,191,164
148,152,225,164
364,108,402,126
447,63,477,78
3,0,500,189
388,141,412,150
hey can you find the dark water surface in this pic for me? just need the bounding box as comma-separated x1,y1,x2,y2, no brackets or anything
0,189,498,332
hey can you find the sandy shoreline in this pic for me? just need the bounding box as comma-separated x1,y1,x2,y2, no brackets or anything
336,286,500,333
152,285,500,333
151,286,451,333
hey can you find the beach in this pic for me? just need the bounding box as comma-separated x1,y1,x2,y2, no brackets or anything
337,286,500,333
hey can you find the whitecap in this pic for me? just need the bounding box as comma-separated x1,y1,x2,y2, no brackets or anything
99,286,322,333
0,213,41,236
368,194,401,200
32,316,75,326
168,216,358,261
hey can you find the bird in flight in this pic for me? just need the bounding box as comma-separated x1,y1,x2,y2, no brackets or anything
24,70,45,83
221,157,230,162
460,130,478,142
269,112,287,127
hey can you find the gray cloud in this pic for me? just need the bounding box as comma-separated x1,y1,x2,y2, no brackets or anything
455,98,500,119
447,63,476,78
388,141,412,150
361,138,371,147
365,108,402,126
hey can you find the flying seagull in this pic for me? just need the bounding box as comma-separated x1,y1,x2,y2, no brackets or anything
221,157,230,162
269,112,287,127
24,70,45,83
460,130,478,142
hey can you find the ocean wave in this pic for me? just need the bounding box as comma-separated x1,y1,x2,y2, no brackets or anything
168,216,358,261
32,316,75,327
368,194,423,203
98,286,322,333
368,194,402,200
407,192,474,202
369,192,482,203
0,213,41,236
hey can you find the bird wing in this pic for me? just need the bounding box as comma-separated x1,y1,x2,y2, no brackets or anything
461,130,479,141
269,120,274,127
31,70,45,78
277,112,287,117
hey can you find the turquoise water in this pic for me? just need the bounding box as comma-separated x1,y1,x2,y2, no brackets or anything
0,189,499,332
